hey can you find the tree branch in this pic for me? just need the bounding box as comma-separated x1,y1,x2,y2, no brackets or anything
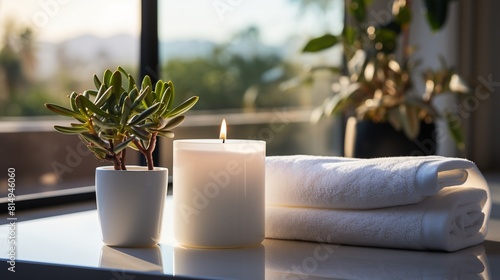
144,132,158,170
120,148,127,170
109,141,123,170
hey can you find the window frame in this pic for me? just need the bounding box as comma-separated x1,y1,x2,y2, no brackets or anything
1,0,160,210
1,0,349,210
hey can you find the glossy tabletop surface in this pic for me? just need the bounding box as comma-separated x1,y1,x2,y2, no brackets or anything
1,194,500,279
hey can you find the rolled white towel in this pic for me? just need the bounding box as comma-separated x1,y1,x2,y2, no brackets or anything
265,186,488,252
266,155,481,209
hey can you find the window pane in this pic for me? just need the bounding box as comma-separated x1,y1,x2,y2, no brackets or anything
0,0,140,197
159,0,344,110
157,0,345,167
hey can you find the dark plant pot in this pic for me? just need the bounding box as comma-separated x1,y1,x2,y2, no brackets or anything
344,118,437,158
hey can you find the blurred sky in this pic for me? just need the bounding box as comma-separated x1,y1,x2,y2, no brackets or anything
159,0,304,45
0,0,342,45
0,0,140,42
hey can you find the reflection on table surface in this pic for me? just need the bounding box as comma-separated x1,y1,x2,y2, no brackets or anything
173,244,265,279
99,245,163,273
263,239,488,280
95,239,489,279
0,207,497,279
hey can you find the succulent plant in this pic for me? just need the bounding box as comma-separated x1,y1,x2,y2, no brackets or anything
45,67,199,170
302,0,468,149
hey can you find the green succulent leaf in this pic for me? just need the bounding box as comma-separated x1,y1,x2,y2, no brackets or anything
54,125,88,134
142,75,153,91
129,87,138,102
76,95,116,119
45,103,86,122
424,0,450,32
164,96,199,118
117,66,136,91
94,84,107,102
98,131,120,141
103,69,113,87
117,66,128,77
154,115,185,131
87,145,109,160
303,34,339,53
130,126,150,141
95,86,114,107
157,130,175,138
128,102,161,126
84,89,98,96
113,137,135,154
70,123,88,129
166,81,175,110
69,92,78,111
142,76,154,106
130,86,150,110
110,104,121,116
118,91,128,109
138,122,159,129
127,74,136,92
159,86,173,116
92,117,120,130
93,74,102,89
155,80,164,100
80,132,109,151
121,96,132,127
111,70,122,97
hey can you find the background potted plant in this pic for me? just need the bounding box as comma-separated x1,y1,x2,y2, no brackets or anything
303,0,469,157
45,67,198,247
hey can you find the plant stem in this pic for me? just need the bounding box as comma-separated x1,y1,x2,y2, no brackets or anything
120,148,127,170
132,139,147,154
132,135,156,170
109,141,123,170
112,156,121,170
145,132,158,170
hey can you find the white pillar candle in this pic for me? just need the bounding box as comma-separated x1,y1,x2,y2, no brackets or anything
173,135,266,248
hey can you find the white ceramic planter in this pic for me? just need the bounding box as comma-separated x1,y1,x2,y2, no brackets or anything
95,166,168,247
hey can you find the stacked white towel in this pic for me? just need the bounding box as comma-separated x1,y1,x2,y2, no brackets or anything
265,155,491,251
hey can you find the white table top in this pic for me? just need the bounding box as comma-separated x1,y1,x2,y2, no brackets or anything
1,196,499,279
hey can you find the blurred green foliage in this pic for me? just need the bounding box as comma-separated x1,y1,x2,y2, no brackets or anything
162,27,300,111
0,20,71,116
162,46,289,110
1,22,303,117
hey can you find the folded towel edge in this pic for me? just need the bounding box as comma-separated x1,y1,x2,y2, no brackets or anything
416,158,475,196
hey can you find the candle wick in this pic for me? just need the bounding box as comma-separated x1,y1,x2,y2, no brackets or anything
222,138,225,144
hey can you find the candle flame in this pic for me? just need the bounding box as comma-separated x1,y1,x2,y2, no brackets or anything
220,118,227,143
